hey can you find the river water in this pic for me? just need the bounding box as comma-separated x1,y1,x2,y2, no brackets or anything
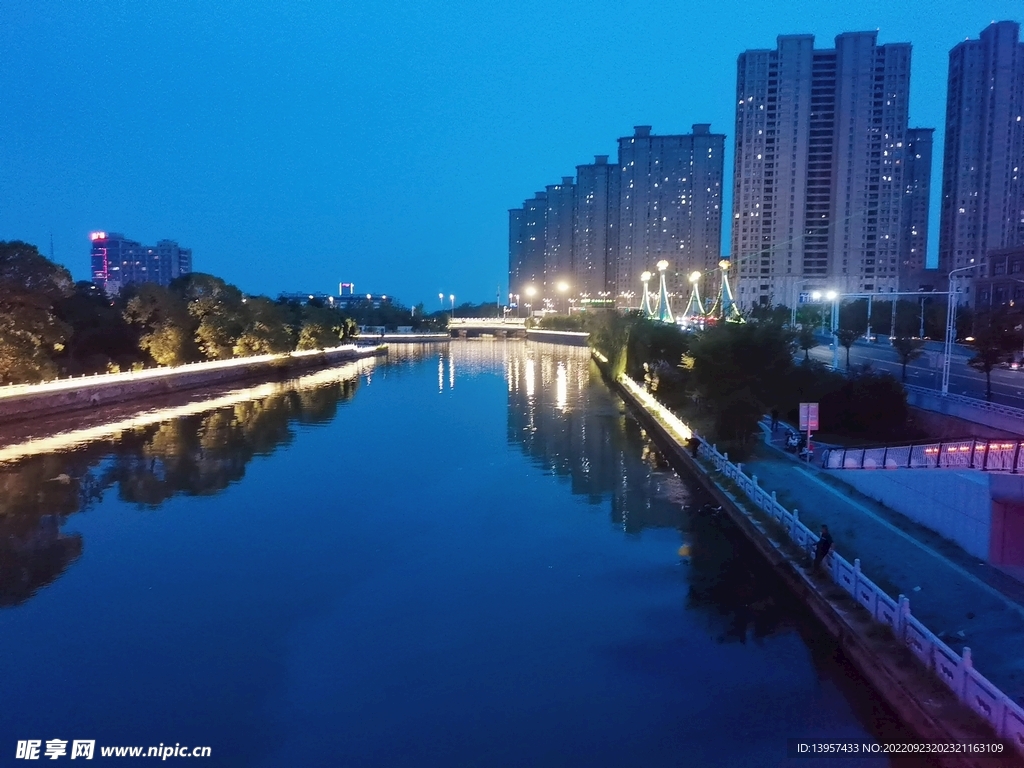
0,341,927,767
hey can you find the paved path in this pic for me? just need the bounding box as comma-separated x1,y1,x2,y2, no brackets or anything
740,417,1024,702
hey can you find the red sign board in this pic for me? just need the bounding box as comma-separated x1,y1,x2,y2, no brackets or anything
799,402,819,431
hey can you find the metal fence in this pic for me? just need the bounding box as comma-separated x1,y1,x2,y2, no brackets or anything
905,384,1024,420
822,439,1024,473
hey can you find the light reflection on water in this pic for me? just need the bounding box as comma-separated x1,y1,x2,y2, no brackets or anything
0,339,922,767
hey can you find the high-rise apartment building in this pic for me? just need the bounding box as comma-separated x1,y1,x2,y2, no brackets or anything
899,127,934,280
508,208,525,296
616,125,725,299
732,32,916,308
544,177,576,291
573,155,617,300
518,192,547,293
90,232,193,294
938,21,1024,303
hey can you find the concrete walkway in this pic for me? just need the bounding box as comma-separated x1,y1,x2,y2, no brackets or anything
740,417,1024,703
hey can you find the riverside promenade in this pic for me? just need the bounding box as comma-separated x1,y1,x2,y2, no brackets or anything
746,419,1024,705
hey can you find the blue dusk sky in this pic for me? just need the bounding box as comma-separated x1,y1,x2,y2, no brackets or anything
1,0,1020,308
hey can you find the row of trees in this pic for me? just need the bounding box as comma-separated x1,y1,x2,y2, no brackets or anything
586,311,911,457
0,240,378,384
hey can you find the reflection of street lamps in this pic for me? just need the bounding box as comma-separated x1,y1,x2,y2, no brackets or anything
942,264,979,396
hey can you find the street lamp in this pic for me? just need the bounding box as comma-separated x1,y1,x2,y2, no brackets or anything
557,281,569,314
450,294,455,321
525,285,537,318
824,291,839,369
942,264,979,396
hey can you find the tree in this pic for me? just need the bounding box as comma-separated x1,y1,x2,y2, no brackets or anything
233,297,294,357
123,283,198,366
54,282,143,374
296,305,349,350
797,326,818,362
0,241,74,383
891,337,926,382
172,274,247,360
967,325,1011,401
688,322,795,444
835,329,859,370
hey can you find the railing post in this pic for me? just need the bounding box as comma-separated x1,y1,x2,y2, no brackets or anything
959,647,973,700
791,508,799,538
896,594,909,641
882,445,888,469
936,441,944,468
907,444,913,468
982,441,991,472
1013,442,1022,475
969,439,977,469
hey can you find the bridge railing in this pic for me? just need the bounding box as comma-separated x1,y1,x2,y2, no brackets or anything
822,438,1024,473
905,384,1024,420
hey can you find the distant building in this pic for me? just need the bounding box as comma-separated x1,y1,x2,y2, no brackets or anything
339,282,355,296
573,155,616,302
544,177,576,293
279,292,394,310
972,246,1024,311
732,31,917,308
900,128,935,282
90,232,192,293
616,124,725,300
938,21,1024,305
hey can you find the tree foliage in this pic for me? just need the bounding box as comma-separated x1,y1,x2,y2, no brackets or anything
0,241,74,383
891,337,925,382
687,322,795,444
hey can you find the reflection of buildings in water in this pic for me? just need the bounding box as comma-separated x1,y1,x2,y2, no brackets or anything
504,342,696,533
0,362,370,608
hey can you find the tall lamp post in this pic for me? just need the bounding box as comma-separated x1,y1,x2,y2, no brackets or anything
450,294,455,321
557,281,569,314
826,291,839,369
942,265,979,396
525,285,537,318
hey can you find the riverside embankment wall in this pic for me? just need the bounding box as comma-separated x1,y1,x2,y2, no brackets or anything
0,345,385,426
595,356,1018,765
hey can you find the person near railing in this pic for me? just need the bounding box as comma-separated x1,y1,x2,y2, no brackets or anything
812,525,833,573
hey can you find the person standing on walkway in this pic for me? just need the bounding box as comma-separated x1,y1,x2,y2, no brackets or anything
812,525,833,572
770,408,779,432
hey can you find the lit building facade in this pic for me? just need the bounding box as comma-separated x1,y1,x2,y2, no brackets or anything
938,21,1024,304
899,127,934,281
573,155,617,302
732,32,917,308
615,125,725,300
544,177,576,293
90,232,192,293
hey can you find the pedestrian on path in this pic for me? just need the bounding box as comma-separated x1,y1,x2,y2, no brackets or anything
770,408,779,432
812,525,833,572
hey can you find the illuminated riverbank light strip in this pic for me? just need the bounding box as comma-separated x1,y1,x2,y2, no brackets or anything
0,359,376,465
0,344,380,401
616,374,692,443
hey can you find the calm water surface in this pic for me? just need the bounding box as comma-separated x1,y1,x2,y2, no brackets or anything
0,342,925,767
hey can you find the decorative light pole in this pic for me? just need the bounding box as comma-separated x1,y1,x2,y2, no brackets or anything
557,281,569,314
640,271,654,317
656,260,674,323
942,264,979,395
450,294,455,321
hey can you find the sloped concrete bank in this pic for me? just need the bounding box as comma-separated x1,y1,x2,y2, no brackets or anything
596,363,1016,767
0,345,386,427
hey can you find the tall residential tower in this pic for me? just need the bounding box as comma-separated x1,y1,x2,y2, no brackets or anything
615,124,725,300
938,21,1024,304
732,32,919,307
